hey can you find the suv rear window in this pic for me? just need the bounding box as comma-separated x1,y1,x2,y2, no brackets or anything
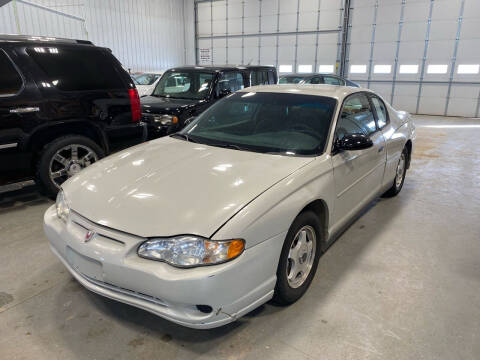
0,50,23,96
28,47,124,91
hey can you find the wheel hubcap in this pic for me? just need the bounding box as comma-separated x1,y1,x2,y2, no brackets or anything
395,153,406,189
287,225,316,289
49,144,99,188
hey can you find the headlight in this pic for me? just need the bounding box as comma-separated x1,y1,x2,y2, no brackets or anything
137,235,245,268
56,190,70,223
153,114,179,126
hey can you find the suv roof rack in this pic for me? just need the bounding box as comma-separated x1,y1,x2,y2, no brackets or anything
0,34,94,45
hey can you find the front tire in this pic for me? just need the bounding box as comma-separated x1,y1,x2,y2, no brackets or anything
273,211,323,305
383,146,408,198
36,135,104,199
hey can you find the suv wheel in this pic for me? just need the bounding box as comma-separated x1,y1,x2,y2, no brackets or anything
36,135,104,198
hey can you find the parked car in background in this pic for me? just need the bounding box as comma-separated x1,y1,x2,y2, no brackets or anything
141,65,277,138
44,84,414,328
132,72,164,97
0,35,146,198
279,73,359,87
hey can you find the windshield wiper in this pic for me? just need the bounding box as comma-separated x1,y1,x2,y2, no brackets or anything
209,143,248,151
170,133,197,143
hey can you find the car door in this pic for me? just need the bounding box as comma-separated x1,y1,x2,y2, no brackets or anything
0,48,41,173
331,92,387,228
369,94,401,189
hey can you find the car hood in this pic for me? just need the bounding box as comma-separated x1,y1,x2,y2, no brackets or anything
63,137,314,238
141,96,202,113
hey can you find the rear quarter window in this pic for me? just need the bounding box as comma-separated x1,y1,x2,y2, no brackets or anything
28,46,124,91
0,50,23,96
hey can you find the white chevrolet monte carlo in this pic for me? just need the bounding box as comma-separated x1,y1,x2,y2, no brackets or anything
44,84,415,329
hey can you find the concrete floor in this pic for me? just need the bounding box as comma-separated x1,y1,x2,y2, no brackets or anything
0,115,479,360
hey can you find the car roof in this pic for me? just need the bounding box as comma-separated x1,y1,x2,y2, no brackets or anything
167,65,276,73
238,84,371,101
0,34,94,46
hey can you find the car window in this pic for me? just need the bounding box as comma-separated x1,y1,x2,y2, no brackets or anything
181,92,337,156
323,76,342,86
251,70,270,86
133,74,160,85
153,71,214,100
267,70,275,84
278,76,304,84
336,93,377,140
305,76,322,84
0,50,23,96
218,72,244,93
28,47,124,91
370,96,388,128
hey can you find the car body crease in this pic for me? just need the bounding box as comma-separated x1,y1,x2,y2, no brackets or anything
209,157,317,240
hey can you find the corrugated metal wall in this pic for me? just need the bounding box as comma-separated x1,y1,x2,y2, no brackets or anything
0,0,195,72
195,0,480,117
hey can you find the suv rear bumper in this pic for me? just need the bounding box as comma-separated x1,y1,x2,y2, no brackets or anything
105,122,148,152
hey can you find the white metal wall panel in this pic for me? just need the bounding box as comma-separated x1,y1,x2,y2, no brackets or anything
195,0,344,73
1,0,195,72
348,0,480,117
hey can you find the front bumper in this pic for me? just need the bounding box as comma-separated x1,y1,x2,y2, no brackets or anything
44,205,283,329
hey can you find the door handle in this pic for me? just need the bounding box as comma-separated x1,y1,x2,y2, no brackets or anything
10,107,40,114
378,146,384,153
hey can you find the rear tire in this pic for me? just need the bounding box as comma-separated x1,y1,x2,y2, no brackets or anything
35,135,104,199
383,146,408,198
273,211,323,305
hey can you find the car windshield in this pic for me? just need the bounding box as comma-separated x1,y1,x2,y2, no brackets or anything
279,76,305,84
179,92,337,156
133,73,160,85
152,70,214,100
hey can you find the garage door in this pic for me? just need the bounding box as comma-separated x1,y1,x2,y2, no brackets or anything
195,0,344,75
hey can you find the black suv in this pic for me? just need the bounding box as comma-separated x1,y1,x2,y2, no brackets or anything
0,35,146,197
141,65,277,138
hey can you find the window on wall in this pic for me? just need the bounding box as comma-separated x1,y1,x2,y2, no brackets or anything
427,64,448,74
319,65,334,73
373,65,392,74
279,65,292,73
350,65,367,74
399,65,419,74
298,65,312,73
457,64,479,74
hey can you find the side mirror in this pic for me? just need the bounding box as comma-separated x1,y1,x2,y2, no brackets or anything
335,133,373,151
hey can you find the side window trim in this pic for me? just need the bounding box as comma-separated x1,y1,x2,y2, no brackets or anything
368,93,390,129
330,91,379,154
0,49,25,98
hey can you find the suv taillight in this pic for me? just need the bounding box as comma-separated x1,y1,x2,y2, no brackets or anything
128,88,141,123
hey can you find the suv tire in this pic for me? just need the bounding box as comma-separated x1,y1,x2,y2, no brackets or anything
36,135,104,199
